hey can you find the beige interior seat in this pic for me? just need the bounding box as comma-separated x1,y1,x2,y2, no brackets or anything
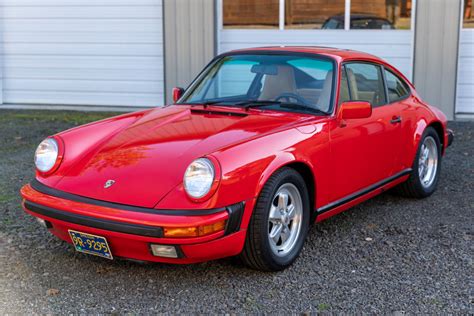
346,68,359,100
339,70,350,105
259,65,297,100
317,71,333,112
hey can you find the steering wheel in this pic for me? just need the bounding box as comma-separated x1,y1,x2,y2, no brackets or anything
274,93,311,106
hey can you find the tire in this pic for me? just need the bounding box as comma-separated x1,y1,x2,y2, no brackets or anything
396,126,442,198
240,167,310,271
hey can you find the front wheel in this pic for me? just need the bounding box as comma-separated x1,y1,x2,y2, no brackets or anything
240,168,310,271
396,126,442,198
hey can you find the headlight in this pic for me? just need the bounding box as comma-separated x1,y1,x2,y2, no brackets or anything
183,158,215,199
34,138,59,173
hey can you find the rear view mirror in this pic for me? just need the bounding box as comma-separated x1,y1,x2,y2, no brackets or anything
338,101,372,120
172,87,185,103
251,64,278,76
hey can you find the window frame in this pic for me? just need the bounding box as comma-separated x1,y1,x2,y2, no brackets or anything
220,0,413,31
178,50,339,115
382,65,412,105
462,0,474,29
341,60,388,108
337,64,352,106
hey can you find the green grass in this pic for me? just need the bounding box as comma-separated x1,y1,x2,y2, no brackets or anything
0,110,121,126
317,303,330,311
0,194,15,203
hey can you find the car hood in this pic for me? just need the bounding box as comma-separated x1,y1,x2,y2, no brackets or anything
53,105,309,208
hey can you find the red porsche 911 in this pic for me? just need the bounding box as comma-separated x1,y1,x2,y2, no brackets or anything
21,47,453,271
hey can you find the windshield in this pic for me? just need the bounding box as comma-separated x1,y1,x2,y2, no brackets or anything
179,54,335,114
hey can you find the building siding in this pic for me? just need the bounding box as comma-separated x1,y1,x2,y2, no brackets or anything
163,0,216,104
413,0,461,120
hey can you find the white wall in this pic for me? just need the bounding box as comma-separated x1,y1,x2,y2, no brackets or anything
0,0,164,107
456,30,474,114
219,30,414,81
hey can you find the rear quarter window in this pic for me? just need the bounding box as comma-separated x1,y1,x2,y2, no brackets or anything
384,68,411,103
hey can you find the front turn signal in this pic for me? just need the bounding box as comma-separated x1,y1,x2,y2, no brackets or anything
163,220,226,238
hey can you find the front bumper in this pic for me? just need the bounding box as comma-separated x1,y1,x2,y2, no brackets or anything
20,182,249,264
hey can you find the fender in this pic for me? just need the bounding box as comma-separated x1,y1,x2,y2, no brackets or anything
407,99,448,167
255,152,317,199
412,118,428,160
410,117,446,166
254,151,296,197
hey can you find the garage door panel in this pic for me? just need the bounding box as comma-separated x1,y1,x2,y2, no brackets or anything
3,0,160,5
458,67,474,84
4,43,162,57
4,67,163,81
3,91,163,107
456,98,473,114
457,84,474,99
459,45,474,58
4,79,163,94
3,56,162,70
2,6,162,19
3,19,162,33
219,29,414,79
220,30,412,45
456,30,474,114
4,32,163,44
220,42,411,59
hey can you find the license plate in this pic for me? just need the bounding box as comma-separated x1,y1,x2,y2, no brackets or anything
68,230,113,260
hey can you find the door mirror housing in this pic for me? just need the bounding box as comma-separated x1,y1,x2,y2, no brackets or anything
338,101,372,120
172,87,185,103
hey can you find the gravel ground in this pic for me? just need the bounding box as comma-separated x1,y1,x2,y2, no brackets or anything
0,109,472,314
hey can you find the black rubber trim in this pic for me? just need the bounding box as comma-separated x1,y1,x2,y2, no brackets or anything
30,179,226,216
24,200,164,238
190,109,248,117
447,129,454,147
224,202,245,235
316,168,412,215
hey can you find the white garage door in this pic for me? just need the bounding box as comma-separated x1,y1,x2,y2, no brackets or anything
456,29,474,115
219,0,415,80
219,30,414,80
0,0,164,107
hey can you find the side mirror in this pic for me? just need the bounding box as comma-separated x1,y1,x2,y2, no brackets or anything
338,101,372,120
172,87,185,103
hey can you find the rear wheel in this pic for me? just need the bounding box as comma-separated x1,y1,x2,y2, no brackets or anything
240,168,310,271
396,127,441,198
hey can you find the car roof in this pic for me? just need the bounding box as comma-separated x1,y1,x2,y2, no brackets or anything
225,46,383,62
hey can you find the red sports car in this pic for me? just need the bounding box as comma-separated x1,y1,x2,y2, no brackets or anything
21,47,453,271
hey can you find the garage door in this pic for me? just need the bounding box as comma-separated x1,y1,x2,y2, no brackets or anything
0,0,164,107
219,0,415,80
456,27,474,115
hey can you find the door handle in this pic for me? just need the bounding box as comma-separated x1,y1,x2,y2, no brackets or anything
390,116,402,124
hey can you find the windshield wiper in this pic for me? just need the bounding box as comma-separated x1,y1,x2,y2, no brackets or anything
234,100,282,110
236,100,328,115
184,100,232,108
183,101,224,106
279,102,329,115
